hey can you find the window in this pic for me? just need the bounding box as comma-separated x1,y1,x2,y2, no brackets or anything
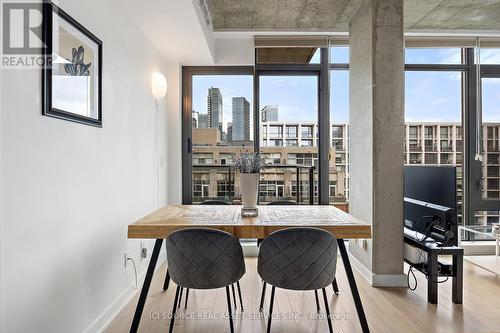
332,139,344,150
405,68,463,223
269,139,283,147
259,75,319,204
301,139,313,147
441,153,453,164
477,48,500,64
286,125,297,138
409,153,422,164
405,48,462,64
219,153,235,165
269,125,283,138
259,181,285,200
480,78,500,205
262,153,281,165
192,179,209,201
300,125,313,139
409,126,419,138
330,46,349,64
332,125,343,138
185,68,254,204
288,153,317,167
330,69,349,202
192,153,213,165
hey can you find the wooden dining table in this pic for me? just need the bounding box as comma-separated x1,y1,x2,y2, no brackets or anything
128,204,372,333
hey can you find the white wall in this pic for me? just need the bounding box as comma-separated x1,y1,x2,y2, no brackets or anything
214,35,254,65
0,0,179,331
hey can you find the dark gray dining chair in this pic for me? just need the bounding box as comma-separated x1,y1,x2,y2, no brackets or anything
258,227,338,333
162,199,244,311
166,228,245,333
258,201,339,314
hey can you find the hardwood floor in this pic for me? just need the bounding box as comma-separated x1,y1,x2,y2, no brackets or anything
105,257,500,333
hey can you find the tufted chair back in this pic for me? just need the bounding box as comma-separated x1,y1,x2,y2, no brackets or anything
258,227,337,291
166,228,245,289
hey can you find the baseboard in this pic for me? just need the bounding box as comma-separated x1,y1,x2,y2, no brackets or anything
348,251,407,287
84,254,166,333
371,274,407,287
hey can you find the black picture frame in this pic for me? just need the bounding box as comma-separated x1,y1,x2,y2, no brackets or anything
41,3,103,127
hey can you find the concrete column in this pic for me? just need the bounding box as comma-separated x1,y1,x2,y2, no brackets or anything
348,0,405,286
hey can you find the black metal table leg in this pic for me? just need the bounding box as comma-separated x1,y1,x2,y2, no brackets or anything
427,254,438,304
225,286,234,333
267,286,276,333
452,253,463,304
184,288,190,309
259,281,267,312
231,284,237,309
130,238,163,333
322,288,334,333
332,278,339,295
163,268,170,291
236,281,244,311
314,289,321,312
337,239,370,333
169,286,180,333
178,287,184,308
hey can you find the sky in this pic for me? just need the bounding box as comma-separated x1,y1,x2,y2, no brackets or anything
192,47,500,132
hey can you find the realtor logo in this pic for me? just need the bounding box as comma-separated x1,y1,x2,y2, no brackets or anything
2,1,47,54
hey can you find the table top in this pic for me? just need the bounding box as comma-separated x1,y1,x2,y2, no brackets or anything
128,205,372,239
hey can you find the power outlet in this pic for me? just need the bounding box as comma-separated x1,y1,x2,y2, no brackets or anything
356,239,368,250
140,242,148,260
124,252,130,267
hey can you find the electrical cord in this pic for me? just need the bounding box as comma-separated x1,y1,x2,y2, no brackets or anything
406,218,452,290
126,257,138,289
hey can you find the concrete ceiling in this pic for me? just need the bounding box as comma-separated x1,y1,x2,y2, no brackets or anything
208,0,500,31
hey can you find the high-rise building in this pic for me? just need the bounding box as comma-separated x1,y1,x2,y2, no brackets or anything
227,122,233,142
198,113,208,128
232,97,250,141
261,105,278,122
207,87,223,133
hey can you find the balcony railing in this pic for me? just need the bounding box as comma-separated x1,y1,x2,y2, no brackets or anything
408,145,422,152
192,164,316,205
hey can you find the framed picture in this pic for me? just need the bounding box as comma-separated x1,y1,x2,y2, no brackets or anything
42,3,102,127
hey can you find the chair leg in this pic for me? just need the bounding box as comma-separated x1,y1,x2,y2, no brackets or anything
177,287,183,308
184,288,189,309
332,278,339,295
236,281,244,311
225,286,234,333
322,288,334,333
267,286,276,333
259,281,267,312
314,290,321,312
169,286,181,333
231,284,237,309
163,269,170,292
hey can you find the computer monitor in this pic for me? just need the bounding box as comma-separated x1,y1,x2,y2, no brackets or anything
404,166,458,245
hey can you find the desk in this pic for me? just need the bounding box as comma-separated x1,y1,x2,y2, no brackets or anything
404,235,463,304
128,205,372,333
